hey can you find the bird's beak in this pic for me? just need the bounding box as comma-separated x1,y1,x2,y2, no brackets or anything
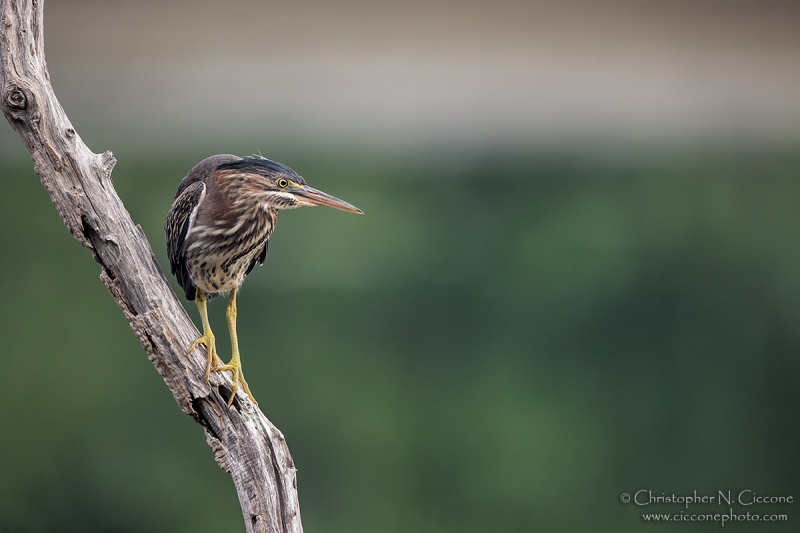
294,185,363,214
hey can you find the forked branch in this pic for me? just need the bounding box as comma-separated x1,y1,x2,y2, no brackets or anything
0,1,302,531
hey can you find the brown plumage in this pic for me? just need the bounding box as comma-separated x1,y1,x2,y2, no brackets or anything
165,154,362,405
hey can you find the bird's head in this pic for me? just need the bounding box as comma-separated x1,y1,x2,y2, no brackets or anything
217,156,363,214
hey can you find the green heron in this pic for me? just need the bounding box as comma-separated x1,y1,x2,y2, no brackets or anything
165,154,362,405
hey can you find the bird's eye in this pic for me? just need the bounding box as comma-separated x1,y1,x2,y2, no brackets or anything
277,178,289,188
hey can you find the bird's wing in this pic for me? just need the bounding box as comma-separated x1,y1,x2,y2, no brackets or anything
245,239,269,275
165,180,206,300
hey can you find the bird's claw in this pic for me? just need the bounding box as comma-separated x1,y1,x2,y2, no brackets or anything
189,332,223,379
214,361,258,406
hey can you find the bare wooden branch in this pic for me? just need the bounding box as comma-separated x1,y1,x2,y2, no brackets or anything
0,1,303,531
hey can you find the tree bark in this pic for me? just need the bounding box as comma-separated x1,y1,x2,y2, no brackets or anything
0,1,303,532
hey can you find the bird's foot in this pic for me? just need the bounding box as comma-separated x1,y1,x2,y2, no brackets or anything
189,332,223,378
215,360,258,406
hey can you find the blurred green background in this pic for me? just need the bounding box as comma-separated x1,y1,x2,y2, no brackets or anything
1,147,798,532
2,1,800,532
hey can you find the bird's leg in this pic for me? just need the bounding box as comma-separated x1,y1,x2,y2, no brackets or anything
188,288,223,378
215,288,258,406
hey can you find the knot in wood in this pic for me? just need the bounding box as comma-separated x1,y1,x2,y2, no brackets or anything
6,87,27,110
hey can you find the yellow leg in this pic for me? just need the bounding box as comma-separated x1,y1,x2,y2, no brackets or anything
188,288,223,378
215,288,258,406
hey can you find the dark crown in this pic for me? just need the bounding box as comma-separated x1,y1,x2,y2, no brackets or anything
217,156,306,184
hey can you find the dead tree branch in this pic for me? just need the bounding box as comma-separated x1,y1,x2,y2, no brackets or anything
0,1,302,531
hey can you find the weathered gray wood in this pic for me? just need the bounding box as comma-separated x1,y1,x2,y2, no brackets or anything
0,1,303,531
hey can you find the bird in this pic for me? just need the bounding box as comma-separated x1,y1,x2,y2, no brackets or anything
165,154,362,405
